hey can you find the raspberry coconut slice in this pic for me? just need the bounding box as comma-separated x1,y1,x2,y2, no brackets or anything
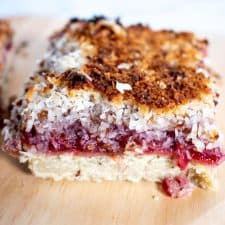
1,17,224,197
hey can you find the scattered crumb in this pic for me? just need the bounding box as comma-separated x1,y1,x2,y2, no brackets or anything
75,170,81,177
152,195,159,201
187,168,216,190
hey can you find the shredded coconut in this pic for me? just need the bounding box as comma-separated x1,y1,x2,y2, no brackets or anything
196,68,210,78
116,81,132,94
117,63,131,70
41,37,85,73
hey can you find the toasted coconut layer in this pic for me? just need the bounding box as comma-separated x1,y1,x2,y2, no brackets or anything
40,17,214,111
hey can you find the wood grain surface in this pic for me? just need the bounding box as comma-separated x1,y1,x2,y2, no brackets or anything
0,17,225,225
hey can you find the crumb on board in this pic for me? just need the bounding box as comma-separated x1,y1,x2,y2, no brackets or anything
152,195,160,201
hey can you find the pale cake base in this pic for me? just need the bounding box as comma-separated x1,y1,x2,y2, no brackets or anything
19,151,216,189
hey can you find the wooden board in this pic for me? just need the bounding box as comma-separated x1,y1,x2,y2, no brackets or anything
1,17,225,225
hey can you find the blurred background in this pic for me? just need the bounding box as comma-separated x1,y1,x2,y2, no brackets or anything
1,0,225,34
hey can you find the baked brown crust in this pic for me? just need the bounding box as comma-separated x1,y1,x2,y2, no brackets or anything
46,18,213,110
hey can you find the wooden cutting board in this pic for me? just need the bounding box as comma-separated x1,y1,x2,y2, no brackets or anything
0,17,225,225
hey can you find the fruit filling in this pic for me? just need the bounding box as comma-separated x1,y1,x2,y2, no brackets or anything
20,120,225,170
162,175,194,198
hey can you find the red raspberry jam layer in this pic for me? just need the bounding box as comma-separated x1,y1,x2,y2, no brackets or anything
21,121,224,170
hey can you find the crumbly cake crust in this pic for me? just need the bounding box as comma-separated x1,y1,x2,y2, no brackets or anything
44,17,212,110
19,151,216,191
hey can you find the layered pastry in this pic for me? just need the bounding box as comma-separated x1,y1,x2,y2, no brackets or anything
0,20,12,109
2,17,224,197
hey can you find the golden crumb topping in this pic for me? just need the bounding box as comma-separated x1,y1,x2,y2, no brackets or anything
47,17,212,110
